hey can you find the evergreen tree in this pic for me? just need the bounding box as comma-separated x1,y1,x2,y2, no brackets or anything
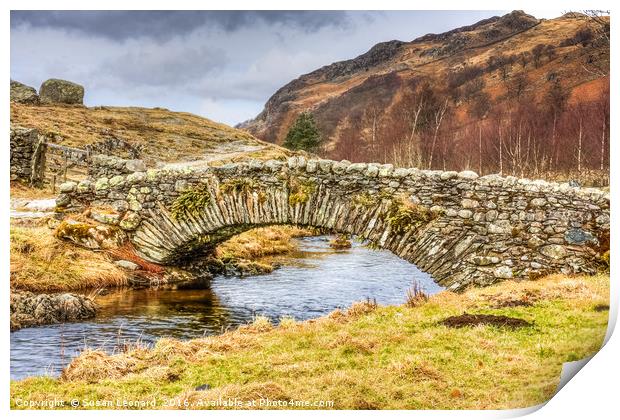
283,112,322,152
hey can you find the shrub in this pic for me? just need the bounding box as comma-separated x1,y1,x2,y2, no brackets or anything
386,197,437,234
288,178,316,206
353,191,380,208
447,65,484,90
219,178,258,195
405,279,428,308
283,112,323,152
560,27,595,47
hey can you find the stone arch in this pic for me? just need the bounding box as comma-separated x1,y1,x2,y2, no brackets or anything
57,157,610,291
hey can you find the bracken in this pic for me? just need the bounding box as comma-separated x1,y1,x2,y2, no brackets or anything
170,184,211,221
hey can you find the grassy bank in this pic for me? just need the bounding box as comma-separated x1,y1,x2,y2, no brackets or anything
10,274,609,410
10,223,318,292
10,225,129,292
214,225,320,274
10,103,292,164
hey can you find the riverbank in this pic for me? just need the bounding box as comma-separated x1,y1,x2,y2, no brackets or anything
209,225,321,276
10,273,609,410
10,220,319,293
10,201,322,330
10,225,129,292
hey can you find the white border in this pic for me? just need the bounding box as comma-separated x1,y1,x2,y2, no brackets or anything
3,1,617,418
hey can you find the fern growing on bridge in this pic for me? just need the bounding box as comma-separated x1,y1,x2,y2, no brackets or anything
170,184,211,221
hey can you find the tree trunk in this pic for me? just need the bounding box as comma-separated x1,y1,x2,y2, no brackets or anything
478,122,482,175
600,120,606,170
577,117,583,172
498,123,503,175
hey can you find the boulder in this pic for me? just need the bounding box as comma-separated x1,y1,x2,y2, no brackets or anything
10,291,97,331
114,260,139,270
125,159,147,172
39,78,84,105
10,80,39,104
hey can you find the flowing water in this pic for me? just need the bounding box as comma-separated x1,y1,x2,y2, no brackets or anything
10,236,442,380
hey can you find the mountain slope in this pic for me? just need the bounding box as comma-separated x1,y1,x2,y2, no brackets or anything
242,11,609,177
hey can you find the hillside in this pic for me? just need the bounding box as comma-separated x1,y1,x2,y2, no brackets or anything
242,11,610,179
10,103,292,166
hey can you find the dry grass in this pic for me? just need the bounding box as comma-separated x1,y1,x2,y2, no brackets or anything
10,181,53,200
215,225,319,261
10,225,128,292
329,234,352,249
405,279,429,308
11,273,609,409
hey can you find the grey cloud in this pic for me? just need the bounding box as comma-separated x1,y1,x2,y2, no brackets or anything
11,10,507,125
103,45,227,87
10,10,352,41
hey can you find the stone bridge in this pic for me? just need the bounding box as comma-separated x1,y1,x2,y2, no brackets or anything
56,157,610,291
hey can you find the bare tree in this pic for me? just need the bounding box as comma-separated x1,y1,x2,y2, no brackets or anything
532,44,546,68
427,98,449,169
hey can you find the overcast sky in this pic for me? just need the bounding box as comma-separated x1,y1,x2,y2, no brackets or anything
11,10,565,125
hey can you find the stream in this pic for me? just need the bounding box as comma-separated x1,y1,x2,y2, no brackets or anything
10,236,442,380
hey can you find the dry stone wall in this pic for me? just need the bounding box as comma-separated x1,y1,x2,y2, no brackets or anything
57,156,610,291
85,137,143,159
88,154,147,179
10,126,46,186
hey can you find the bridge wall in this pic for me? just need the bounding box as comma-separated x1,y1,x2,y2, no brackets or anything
56,157,610,291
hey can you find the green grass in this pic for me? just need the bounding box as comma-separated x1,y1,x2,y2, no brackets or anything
10,274,609,409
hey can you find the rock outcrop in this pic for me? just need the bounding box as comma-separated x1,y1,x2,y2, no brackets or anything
10,291,97,331
39,78,84,105
10,80,39,104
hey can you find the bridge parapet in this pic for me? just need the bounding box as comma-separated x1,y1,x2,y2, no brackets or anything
56,157,609,291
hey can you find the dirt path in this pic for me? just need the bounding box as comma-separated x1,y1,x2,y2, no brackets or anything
10,198,56,219
160,140,266,170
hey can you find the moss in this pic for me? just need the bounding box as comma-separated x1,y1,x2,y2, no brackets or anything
54,221,94,240
364,240,381,250
352,191,380,208
219,178,258,195
386,197,438,234
597,250,610,271
170,184,211,221
288,178,316,206
511,226,524,238
235,260,275,276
